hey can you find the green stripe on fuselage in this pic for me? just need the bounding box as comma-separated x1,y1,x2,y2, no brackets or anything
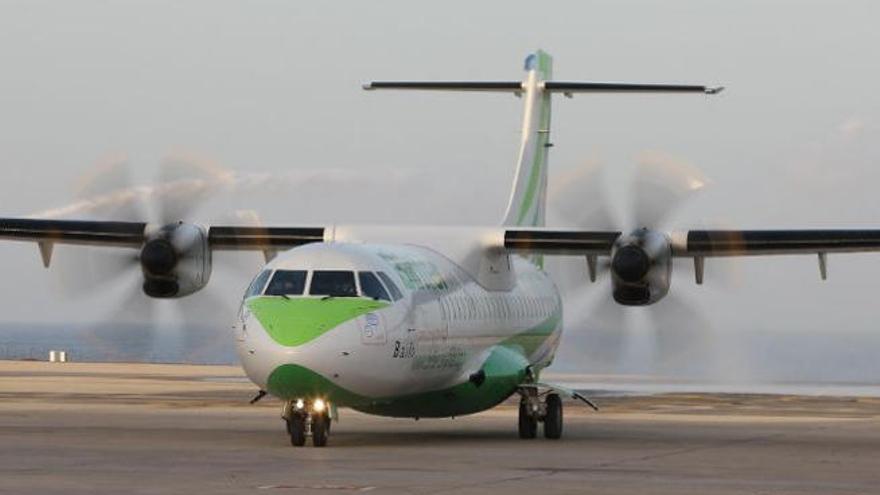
247,296,388,347
266,346,530,418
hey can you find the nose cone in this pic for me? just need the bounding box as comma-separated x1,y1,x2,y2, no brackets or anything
140,239,177,276
246,297,389,347
612,245,650,283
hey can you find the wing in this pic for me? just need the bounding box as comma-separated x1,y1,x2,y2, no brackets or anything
679,230,880,256
0,218,147,247
504,228,880,257
503,229,620,255
0,218,326,266
206,226,325,250
503,228,880,283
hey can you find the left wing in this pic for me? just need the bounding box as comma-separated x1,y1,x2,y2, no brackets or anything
504,227,880,259
504,228,880,287
680,230,880,256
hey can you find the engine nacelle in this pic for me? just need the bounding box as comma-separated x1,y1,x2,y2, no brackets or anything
610,228,672,306
140,222,212,298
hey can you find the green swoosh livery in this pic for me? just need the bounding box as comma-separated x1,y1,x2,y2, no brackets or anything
247,297,388,347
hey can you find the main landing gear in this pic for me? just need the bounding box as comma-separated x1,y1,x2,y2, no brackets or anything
283,398,332,447
518,388,564,440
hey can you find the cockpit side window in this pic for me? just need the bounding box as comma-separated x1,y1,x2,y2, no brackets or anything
264,270,307,296
310,271,357,297
377,271,403,301
358,271,391,302
246,270,273,298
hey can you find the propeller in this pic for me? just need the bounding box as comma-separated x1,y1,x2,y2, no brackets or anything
549,152,728,378
45,151,258,362
40,151,414,362
51,152,232,292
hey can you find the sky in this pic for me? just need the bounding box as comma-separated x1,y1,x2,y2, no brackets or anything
1,0,879,382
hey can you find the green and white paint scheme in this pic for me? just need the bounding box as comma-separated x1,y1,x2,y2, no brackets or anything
238,242,561,418
0,50,728,446
237,51,563,420
503,50,553,229
11,49,872,447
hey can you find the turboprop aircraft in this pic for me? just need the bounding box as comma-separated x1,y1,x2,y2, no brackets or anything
3,50,880,447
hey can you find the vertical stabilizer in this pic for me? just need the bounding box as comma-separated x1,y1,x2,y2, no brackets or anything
501,50,553,228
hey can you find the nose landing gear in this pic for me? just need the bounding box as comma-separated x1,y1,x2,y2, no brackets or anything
286,412,307,446
283,399,332,447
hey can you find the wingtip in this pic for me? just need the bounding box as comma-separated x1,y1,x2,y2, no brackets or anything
361,82,374,91
705,86,725,95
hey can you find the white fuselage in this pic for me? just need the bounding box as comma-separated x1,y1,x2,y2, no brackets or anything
233,226,563,417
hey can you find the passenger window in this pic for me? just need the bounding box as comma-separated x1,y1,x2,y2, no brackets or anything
265,270,307,296
358,272,391,302
377,271,403,301
310,271,357,297
245,270,272,298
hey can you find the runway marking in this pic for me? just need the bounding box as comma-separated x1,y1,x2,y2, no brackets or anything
257,484,375,492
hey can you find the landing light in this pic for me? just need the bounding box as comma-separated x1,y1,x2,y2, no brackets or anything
313,398,326,413
295,399,305,410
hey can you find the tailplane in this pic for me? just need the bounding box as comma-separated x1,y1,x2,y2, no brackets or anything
363,50,722,230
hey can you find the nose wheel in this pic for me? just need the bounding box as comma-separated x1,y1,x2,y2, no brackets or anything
283,399,332,447
286,413,307,446
311,411,330,447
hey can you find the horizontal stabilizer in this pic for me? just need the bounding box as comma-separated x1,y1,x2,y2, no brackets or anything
544,81,723,94
363,81,723,95
363,81,523,92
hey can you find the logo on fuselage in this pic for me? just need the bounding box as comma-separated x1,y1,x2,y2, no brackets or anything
362,312,385,344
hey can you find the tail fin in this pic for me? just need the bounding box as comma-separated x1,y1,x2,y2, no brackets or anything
501,51,554,228
363,51,722,228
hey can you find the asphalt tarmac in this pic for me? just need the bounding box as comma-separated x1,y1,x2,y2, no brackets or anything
1,360,879,494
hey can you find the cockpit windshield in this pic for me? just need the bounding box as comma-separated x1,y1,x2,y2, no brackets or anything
258,268,401,300
358,271,390,302
264,270,307,296
309,270,357,297
245,270,272,298
377,271,403,301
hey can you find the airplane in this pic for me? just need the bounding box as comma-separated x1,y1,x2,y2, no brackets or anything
3,50,880,447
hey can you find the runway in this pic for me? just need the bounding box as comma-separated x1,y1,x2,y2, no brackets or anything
1,361,879,494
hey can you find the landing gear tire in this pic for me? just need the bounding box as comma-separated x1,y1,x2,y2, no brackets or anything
518,399,537,439
312,412,330,447
287,414,307,447
543,393,563,440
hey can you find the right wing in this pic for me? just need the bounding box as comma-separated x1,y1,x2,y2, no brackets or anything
207,226,326,251
0,218,326,266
